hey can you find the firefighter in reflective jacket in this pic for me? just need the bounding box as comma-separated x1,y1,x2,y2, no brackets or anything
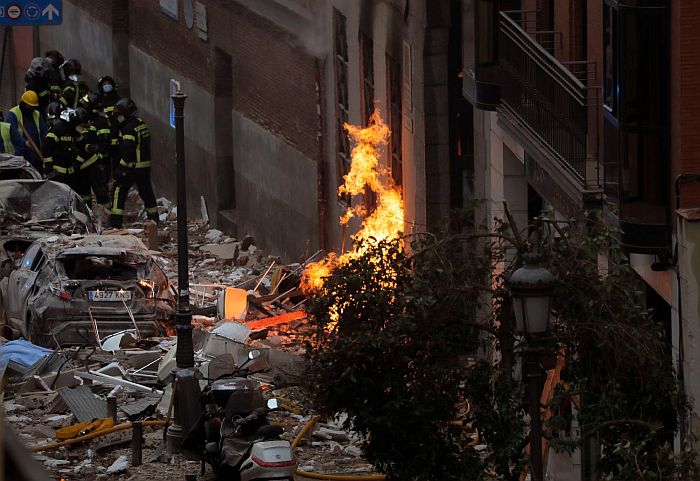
76,95,111,207
42,109,81,189
110,98,159,228
59,59,90,109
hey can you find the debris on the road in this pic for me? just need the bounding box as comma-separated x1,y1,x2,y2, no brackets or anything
106,454,129,474
1,200,381,480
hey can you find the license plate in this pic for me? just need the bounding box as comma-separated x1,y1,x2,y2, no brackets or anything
88,290,132,302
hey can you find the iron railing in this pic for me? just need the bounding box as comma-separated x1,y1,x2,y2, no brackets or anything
498,10,598,184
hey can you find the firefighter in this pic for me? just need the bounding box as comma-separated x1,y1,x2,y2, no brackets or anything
0,112,24,155
109,98,159,228
42,109,80,189
45,50,65,101
6,90,47,171
24,57,52,112
96,76,119,115
95,77,120,177
75,95,111,207
59,59,90,109
45,101,63,129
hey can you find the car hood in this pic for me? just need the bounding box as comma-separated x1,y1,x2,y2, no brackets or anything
0,180,95,233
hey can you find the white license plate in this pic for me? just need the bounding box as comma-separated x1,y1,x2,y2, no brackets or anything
88,290,132,302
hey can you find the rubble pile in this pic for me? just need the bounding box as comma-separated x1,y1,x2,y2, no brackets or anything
1,196,379,481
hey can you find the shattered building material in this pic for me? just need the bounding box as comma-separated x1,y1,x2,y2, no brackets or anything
76,370,163,394
120,393,162,419
57,385,109,423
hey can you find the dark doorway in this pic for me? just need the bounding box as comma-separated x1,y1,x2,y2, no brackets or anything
448,0,475,230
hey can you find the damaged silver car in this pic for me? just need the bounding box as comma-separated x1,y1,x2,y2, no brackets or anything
0,179,95,278
2,235,175,346
0,154,42,180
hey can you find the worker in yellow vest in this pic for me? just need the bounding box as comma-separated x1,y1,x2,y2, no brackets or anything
6,91,47,170
0,111,24,155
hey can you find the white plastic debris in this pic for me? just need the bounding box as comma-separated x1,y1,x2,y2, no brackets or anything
44,458,70,468
106,455,128,474
205,229,223,242
212,322,251,343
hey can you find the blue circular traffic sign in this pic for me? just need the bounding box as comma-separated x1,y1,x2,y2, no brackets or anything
25,4,41,20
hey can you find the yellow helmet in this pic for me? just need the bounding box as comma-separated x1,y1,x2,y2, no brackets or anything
21,90,39,107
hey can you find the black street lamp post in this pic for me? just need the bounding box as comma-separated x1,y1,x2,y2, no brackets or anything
165,90,196,453
508,254,557,481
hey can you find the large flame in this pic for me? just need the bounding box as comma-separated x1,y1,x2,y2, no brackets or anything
302,108,404,293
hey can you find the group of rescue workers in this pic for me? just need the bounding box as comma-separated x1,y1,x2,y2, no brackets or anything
0,51,159,228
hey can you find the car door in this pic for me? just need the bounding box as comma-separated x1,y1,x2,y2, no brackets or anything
7,243,43,322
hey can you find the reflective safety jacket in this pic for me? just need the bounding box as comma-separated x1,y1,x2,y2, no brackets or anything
0,121,23,155
119,116,150,169
60,80,90,109
91,113,114,157
75,124,100,170
42,120,78,175
7,105,46,146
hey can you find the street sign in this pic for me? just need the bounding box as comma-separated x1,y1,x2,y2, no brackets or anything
0,0,62,26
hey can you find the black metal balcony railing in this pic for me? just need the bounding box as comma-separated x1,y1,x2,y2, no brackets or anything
498,10,597,183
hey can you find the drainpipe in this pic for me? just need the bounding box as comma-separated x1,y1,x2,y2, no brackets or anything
315,58,328,252
672,173,700,444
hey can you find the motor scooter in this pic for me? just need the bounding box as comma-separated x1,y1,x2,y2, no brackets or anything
183,350,297,480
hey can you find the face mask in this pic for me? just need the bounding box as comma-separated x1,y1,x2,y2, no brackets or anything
102,83,114,93
68,74,79,82
117,115,125,123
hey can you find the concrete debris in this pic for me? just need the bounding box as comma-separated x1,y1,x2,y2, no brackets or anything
205,229,223,242
57,385,109,422
0,204,379,480
106,455,129,474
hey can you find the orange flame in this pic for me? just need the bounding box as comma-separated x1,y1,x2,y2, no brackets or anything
302,108,404,293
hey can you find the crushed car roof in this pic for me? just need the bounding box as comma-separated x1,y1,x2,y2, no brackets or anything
0,180,94,230
37,234,150,259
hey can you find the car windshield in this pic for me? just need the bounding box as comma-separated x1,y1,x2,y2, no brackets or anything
0,181,91,228
60,255,142,281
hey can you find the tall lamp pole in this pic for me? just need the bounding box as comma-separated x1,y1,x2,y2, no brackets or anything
165,90,195,453
509,254,557,481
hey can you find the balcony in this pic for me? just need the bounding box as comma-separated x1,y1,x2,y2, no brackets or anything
498,10,601,213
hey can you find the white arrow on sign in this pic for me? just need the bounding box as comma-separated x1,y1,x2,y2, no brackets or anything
42,3,59,20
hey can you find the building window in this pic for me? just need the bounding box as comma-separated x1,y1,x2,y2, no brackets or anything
387,53,402,188
334,8,350,195
360,33,374,126
603,3,618,114
603,0,670,249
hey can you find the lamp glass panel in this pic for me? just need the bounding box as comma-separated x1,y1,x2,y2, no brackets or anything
524,296,551,334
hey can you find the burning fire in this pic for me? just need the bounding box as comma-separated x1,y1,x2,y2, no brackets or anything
302,108,404,293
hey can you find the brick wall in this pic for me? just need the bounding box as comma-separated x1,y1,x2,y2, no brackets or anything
128,1,214,92
124,1,319,160
218,6,320,160
68,0,115,27
678,1,700,206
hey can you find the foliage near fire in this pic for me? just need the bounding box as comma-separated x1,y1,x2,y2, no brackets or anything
305,214,699,481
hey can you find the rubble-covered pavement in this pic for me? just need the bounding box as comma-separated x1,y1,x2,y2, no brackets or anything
1,195,379,480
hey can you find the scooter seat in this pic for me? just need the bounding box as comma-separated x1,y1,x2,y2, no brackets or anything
256,424,284,439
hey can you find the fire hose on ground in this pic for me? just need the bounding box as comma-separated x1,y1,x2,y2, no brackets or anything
30,419,167,453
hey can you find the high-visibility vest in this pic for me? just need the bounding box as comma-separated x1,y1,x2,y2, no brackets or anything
9,106,40,136
0,122,13,154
